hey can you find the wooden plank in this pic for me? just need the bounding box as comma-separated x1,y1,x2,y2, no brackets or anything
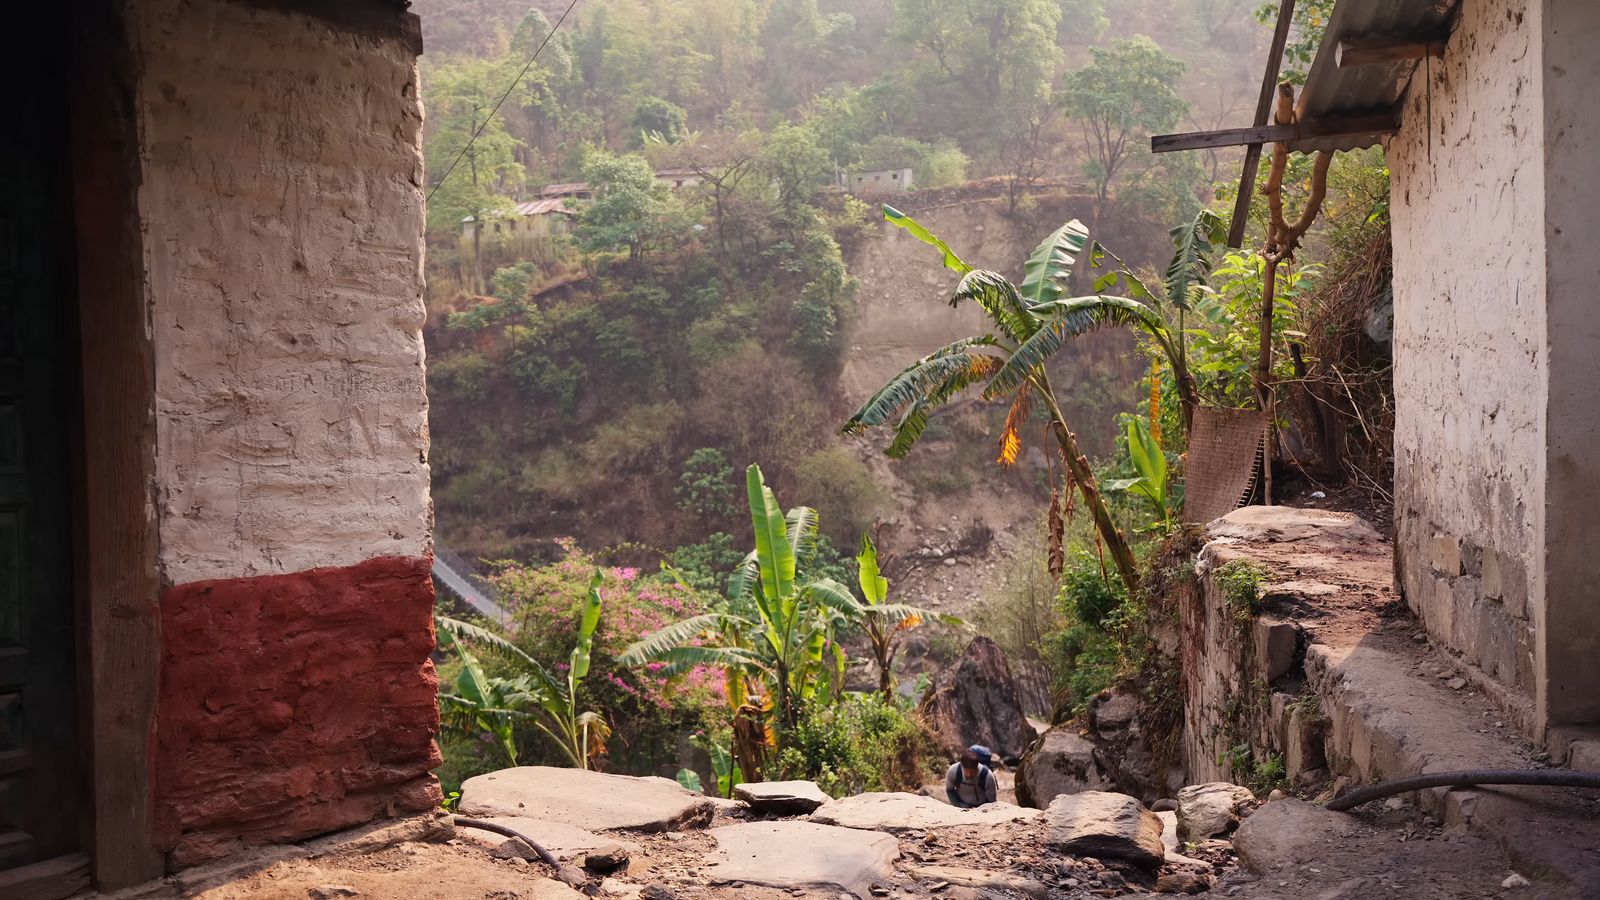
67,0,166,887
0,853,92,900
1152,114,1398,153
1229,0,1297,248
1337,36,1446,67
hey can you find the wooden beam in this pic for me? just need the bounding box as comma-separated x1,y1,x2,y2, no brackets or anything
1152,113,1398,153
1228,0,1297,249
1337,35,1446,67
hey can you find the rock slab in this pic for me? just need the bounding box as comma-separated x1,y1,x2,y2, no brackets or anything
917,636,1038,761
708,821,898,899
734,780,830,815
811,792,1040,832
455,817,642,861
459,767,714,832
1044,791,1165,869
1231,799,1355,872
1176,782,1255,841
1015,727,1110,808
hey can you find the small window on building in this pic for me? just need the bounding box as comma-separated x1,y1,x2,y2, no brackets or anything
891,172,899,180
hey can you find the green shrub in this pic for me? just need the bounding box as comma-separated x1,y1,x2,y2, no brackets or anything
777,694,942,796
1060,549,1126,628
791,447,883,545
676,448,738,528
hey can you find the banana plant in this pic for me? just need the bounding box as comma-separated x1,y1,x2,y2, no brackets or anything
856,533,962,701
1105,416,1174,526
437,569,611,769
620,464,863,732
844,205,1142,596
1087,208,1229,433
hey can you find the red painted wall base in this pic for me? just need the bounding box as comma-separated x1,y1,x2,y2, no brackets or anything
153,555,443,868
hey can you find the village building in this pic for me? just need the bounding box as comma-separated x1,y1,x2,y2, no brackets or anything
3,0,438,895
1158,0,1600,756
839,166,915,195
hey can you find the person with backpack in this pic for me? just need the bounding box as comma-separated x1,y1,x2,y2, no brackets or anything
944,745,998,808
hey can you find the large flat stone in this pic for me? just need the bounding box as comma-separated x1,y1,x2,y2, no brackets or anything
734,780,830,815
708,821,898,898
1231,799,1355,872
811,792,1040,832
1044,791,1164,869
454,817,641,861
459,767,715,832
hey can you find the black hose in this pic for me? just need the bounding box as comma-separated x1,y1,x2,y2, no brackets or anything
453,816,590,887
1324,769,1600,811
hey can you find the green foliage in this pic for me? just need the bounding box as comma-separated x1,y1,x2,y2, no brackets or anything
490,261,540,302
631,96,689,144
1255,0,1335,84
1059,549,1125,629
677,448,739,528
846,207,1141,595
1058,35,1188,205
575,150,698,265
856,533,962,699
621,464,866,730
1104,416,1174,525
437,569,610,769
1184,251,1316,407
1216,558,1267,618
776,693,942,796
670,532,744,593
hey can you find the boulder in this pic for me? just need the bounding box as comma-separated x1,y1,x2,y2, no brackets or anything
1231,799,1355,872
734,780,830,815
1176,782,1255,841
1044,791,1165,869
1014,727,1111,808
708,821,898,899
1154,872,1213,894
459,767,714,832
1085,687,1183,805
917,637,1038,762
811,792,1040,832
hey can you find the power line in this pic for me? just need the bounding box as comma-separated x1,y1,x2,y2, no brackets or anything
426,0,582,203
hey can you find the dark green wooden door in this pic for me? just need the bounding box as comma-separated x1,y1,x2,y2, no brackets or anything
0,36,83,870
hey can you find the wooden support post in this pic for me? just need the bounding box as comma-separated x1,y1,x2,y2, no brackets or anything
1227,0,1297,249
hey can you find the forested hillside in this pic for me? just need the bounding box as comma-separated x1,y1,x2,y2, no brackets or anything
413,0,1274,575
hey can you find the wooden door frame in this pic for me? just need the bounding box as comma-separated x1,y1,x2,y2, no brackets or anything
66,0,165,888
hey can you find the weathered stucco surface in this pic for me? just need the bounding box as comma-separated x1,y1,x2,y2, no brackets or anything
1388,0,1543,708
127,0,441,868
134,0,432,586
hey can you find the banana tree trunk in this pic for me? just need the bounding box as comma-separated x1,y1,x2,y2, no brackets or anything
1035,373,1141,597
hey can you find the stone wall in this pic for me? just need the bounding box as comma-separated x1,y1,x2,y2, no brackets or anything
1388,0,1543,712
128,0,439,867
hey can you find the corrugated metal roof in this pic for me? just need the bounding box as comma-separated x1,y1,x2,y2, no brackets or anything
1289,0,1458,152
515,198,574,216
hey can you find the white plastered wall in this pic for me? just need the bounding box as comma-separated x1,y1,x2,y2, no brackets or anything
130,0,432,586
1389,0,1544,712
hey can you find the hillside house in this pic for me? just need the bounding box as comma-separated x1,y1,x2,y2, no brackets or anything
4,0,438,896
840,166,915,195
1159,0,1600,757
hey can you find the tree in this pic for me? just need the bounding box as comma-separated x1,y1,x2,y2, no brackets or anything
843,207,1142,596
436,571,610,769
760,123,833,227
1058,36,1188,209
423,56,527,290
856,534,959,700
621,465,863,733
891,0,1062,109
676,447,739,529
574,151,696,268
995,100,1057,214
630,96,689,145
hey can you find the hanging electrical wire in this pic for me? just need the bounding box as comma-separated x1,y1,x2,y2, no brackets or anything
426,0,582,204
